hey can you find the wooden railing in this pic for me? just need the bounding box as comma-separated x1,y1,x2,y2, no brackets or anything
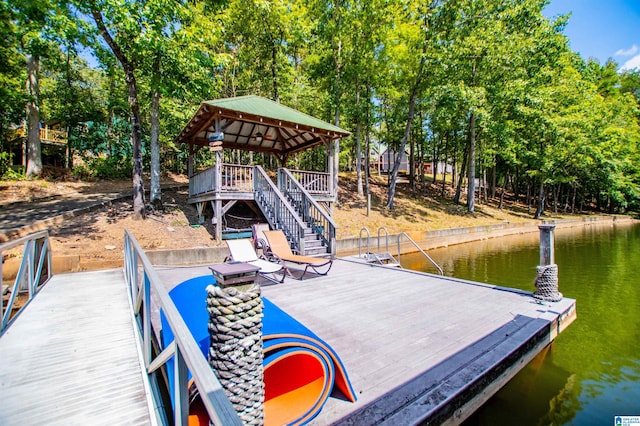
254,166,308,254
279,168,337,256
221,164,254,192
288,169,332,197
123,230,241,426
12,127,68,144
189,164,255,197
189,166,216,197
1,231,52,333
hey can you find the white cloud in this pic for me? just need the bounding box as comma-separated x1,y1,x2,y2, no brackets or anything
616,44,639,57
620,54,640,71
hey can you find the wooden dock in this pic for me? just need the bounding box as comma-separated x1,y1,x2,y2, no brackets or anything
155,258,576,425
0,259,576,425
0,270,153,426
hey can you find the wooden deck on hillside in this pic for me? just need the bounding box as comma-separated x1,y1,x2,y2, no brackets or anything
0,270,153,426
155,258,576,425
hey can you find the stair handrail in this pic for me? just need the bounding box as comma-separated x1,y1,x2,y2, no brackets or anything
254,166,308,254
1,230,52,334
358,227,371,258
397,232,444,275
278,168,338,256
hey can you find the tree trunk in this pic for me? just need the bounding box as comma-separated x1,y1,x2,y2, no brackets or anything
92,10,146,220
498,171,508,210
387,42,427,210
26,54,42,178
432,137,438,184
490,160,496,199
410,127,416,196
355,82,363,197
454,144,468,205
441,131,450,197
387,89,419,210
534,180,545,219
271,37,279,102
150,54,162,208
467,112,476,213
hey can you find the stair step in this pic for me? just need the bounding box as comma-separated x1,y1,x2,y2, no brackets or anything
303,240,324,249
304,247,330,256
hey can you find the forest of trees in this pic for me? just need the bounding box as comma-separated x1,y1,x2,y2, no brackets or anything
1,0,639,218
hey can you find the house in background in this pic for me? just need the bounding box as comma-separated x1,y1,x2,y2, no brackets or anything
3,122,69,168
373,149,409,174
372,149,453,177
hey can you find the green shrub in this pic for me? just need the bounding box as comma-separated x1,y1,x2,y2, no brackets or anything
71,156,132,180
0,152,23,180
0,152,10,178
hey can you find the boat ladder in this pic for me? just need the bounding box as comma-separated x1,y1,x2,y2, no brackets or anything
359,227,401,267
358,227,444,275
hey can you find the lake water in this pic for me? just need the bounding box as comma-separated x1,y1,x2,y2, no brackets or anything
400,221,640,425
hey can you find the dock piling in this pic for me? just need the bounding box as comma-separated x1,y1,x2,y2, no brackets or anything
206,282,264,424
534,223,562,302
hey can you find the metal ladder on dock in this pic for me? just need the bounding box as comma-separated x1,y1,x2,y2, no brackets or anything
358,227,444,275
359,227,401,267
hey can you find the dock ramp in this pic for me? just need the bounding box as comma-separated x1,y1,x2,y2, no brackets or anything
0,270,154,425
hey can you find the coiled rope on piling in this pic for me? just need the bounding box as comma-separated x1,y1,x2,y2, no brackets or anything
533,264,562,302
206,284,264,425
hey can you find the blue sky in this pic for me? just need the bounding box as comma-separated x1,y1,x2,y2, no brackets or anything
543,0,640,71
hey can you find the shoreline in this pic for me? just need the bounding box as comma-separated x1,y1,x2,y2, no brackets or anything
3,214,634,278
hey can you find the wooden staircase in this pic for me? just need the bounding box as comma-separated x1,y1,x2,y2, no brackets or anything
254,166,336,257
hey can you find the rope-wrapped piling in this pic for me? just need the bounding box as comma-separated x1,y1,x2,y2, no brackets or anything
533,264,562,302
206,284,264,425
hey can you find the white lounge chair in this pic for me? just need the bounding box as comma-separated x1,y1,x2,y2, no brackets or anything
225,239,287,283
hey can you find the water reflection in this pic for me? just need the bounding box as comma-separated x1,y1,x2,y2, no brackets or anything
402,222,640,425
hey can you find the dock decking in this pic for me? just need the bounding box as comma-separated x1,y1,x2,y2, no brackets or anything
0,270,153,426
0,258,575,425
155,258,576,425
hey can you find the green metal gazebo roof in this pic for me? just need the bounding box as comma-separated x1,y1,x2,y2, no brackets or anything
176,95,350,161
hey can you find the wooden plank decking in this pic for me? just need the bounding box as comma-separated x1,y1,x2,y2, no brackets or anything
155,258,576,425
0,270,153,426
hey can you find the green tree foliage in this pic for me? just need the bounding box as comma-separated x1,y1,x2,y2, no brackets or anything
1,0,639,216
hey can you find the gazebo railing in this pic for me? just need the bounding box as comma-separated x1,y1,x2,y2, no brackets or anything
189,164,334,201
221,164,254,192
190,164,255,197
1,230,52,333
288,169,332,197
123,230,241,426
189,166,217,197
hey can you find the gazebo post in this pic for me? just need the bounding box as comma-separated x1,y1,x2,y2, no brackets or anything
187,145,194,178
327,142,332,192
214,118,223,241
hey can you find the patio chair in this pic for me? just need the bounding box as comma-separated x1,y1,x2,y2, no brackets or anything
225,239,287,284
262,230,333,279
252,223,271,252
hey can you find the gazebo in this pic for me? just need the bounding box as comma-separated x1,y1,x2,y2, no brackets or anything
175,95,351,257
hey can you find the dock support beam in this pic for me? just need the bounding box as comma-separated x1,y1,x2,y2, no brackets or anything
534,223,562,302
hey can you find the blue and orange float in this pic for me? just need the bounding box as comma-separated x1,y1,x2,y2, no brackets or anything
160,275,356,425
